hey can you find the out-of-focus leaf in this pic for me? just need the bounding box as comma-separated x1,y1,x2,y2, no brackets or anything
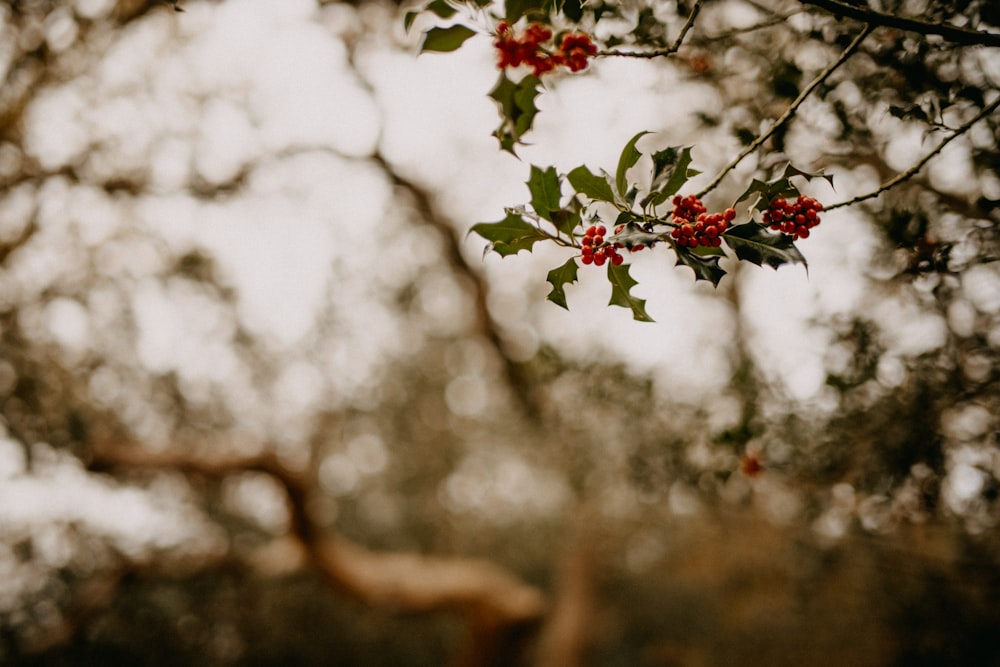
420,25,477,53
489,74,542,154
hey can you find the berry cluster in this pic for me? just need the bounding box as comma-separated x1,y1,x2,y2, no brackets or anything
670,195,735,248
494,23,597,77
671,194,706,221
762,195,823,240
580,224,624,266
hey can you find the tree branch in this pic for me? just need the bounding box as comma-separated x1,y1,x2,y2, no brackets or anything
370,151,542,422
826,95,1000,210
696,24,873,198
695,11,803,44
87,442,546,667
798,0,1000,48
599,0,705,58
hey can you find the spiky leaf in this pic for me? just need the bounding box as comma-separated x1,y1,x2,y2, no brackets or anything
567,165,616,203
607,263,654,322
615,131,650,198
645,145,699,207
735,177,799,211
674,246,727,285
550,207,581,236
528,165,561,221
782,163,834,189
471,213,548,257
420,25,477,53
724,222,806,270
489,74,541,154
546,258,579,309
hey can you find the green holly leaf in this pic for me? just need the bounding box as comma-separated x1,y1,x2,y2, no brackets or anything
506,0,545,23
735,165,833,211
609,225,660,249
674,245,727,286
734,177,799,211
607,263,654,322
550,206,581,237
489,74,541,154
528,165,562,221
545,258,579,309
723,222,806,270
471,212,548,257
643,145,699,207
782,163,834,190
615,131,650,198
567,165,616,203
420,25,477,53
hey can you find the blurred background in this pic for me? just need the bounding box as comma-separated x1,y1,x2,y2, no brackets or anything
1,0,999,665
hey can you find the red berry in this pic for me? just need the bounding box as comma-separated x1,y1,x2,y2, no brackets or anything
581,253,593,265
611,253,624,265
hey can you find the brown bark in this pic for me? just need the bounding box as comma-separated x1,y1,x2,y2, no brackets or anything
86,442,546,666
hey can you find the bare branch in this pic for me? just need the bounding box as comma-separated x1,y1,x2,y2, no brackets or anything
371,151,542,422
695,11,803,43
87,442,546,667
599,0,705,58
826,96,1000,210
799,0,1000,48
696,24,873,198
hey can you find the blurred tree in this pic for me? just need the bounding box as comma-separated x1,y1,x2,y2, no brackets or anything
0,0,998,666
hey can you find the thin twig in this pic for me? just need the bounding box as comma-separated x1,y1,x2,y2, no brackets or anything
598,0,705,58
696,24,873,198
696,11,802,43
799,0,1000,48
826,96,1000,210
